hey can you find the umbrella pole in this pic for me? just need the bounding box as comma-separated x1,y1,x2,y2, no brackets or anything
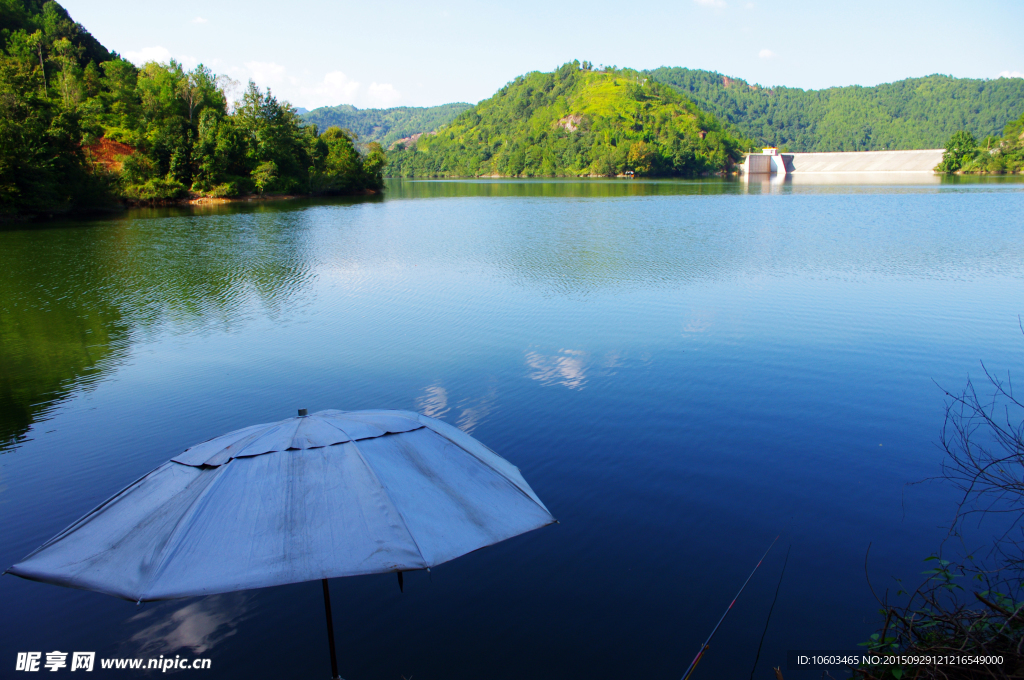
322,579,341,680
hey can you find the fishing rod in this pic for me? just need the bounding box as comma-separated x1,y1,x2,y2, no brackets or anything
749,544,791,680
680,535,780,680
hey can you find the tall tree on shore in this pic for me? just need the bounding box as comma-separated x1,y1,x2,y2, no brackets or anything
177,64,218,124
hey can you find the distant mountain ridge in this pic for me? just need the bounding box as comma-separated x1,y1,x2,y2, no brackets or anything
648,67,1024,151
301,103,472,147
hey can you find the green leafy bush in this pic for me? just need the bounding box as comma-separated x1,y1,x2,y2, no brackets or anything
958,111,1024,174
208,182,240,198
122,177,187,201
937,131,978,173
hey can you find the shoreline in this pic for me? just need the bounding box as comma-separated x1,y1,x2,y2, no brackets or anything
954,169,1024,175
151,188,381,207
1,189,381,224
383,172,732,180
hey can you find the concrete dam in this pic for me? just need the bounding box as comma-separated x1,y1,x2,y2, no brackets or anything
740,148,944,175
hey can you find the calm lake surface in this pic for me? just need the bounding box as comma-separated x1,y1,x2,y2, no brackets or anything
2,176,1024,679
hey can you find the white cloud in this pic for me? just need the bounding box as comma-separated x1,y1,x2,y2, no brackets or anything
999,70,1024,79
759,48,776,59
122,46,197,69
744,2,755,7
694,0,727,6
231,63,403,109
116,52,400,109
192,17,207,24
366,82,402,107
244,61,288,87
300,70,361,106
123,46,172,66
292,70,364,107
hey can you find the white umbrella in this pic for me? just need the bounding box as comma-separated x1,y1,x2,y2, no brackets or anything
7,409,555,678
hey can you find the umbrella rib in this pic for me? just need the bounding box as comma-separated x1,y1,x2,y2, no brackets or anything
173,423,269,465
7,465,165,569
420,425,551,514
317,419,375,446
139,463,233,600
317,418,425,446
342,435,431,570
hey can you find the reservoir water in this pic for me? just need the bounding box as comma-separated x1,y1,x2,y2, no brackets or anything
2,176,1023,679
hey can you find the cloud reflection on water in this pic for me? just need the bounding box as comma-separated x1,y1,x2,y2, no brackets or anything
525,349,589,390
456,383,498,434
415,381,497,434
124,592,254,656
682,309,715,334
414,384,450,419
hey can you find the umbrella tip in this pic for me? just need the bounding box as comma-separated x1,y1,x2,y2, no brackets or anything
298,409,308,417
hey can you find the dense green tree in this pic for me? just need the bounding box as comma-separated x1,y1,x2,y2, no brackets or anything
252,160,277,195
362,142,386,185
0,1,384,217
177,64,218,124
937,131,978,173
0,41,109,213
955,111,1024,174
312,126,357,189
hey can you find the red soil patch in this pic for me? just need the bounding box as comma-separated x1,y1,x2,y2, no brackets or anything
390,129,442,150
85,138,136,172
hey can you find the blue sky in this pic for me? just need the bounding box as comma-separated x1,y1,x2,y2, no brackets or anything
63,0,1024,111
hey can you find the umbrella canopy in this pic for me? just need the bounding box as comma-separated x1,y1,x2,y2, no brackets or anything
8,409,555,602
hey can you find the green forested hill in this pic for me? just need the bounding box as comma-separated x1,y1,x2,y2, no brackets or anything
1,0,384,218
302,103,472,147
1,0,110,63
386,61,750,178
648,67,1024,151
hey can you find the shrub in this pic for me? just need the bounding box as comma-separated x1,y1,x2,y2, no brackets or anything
122,177,187,201
858,340,1024,679
208,182,239,198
